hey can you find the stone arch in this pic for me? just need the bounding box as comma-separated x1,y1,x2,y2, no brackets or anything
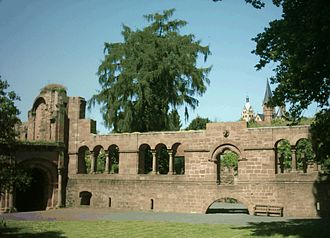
211,144,241,184
108,144,119,174
77,146,90,174
32,97,49,141
138,144,152,174
203,195,252,215
15,158,57,211
155,143,168,174
295,138,315,173
93,145,104,173
32,97,46,112
275,139,292,173
206,197,249,214
171,143,185,175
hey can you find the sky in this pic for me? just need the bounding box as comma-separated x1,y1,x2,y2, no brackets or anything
0,0,318,133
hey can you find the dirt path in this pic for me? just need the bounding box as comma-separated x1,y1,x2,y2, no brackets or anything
1,208,314,226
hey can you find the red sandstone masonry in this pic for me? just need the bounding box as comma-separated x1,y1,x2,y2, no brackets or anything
2,85,327,218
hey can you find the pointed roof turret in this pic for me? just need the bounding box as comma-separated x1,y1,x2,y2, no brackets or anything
263,79,272,105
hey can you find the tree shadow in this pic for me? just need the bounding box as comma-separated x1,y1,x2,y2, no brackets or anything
234,219,330,238
0,226,66,238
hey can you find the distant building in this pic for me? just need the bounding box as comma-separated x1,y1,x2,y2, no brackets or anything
241,96,254,122
241,79,285,123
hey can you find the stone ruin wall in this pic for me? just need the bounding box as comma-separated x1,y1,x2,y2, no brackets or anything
2,85,328,217
65,99,322,216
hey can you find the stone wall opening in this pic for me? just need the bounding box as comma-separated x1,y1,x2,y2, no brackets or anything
138,144,152,174
206,198,249,214
79,191,92,206
150,199,154,210
77,146,90,174
15,168,49,212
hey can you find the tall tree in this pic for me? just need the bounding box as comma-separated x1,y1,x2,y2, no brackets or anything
89,9,211,133
249,0,330,168
0,77,30,194
253,0,330,119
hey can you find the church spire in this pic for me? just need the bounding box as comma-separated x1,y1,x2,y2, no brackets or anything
262,79,274,123
263,79,272,105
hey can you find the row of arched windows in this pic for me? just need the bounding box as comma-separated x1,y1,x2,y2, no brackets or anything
77,143,185,175
275,138,315,174
76,138,315,177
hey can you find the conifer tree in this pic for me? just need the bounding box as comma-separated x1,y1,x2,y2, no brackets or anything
89,9,211,132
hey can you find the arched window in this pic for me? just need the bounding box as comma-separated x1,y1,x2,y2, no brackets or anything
138,144,152,174
155,144,169,175
77,146,90,174
216,150,239,184
33,97,48,140
296,138,315,173
172,143,185,175
275,139,292,173
93,145,104,173
212,144,241,185
108,144,119,174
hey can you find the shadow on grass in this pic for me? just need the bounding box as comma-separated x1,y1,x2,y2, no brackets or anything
235,219,330,238
0,226,65,238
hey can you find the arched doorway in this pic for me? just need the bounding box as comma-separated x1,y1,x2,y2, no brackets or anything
206,198,249,214
15,168,49,212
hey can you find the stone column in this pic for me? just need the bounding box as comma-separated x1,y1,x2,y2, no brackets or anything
90,152,96,174
168,150,173,175
151,150,157,174
75,153,79,174
57,168,63,208
104,152,110,174
276,150,281,174
7,191,14,212
291,148,297,172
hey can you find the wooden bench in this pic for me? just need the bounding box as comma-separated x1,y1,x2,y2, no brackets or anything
268,205,283,217
254,205,283,217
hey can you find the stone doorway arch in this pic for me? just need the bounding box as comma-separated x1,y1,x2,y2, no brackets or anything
15,168,48,212
15,159,57,212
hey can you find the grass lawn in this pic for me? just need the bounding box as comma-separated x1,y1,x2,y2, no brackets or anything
1,219,329,238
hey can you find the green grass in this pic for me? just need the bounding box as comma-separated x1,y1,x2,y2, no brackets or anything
1,219,329,238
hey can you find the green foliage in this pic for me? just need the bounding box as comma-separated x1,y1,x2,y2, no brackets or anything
296,139,314,172
96,151,106,173
252,0,330,168
277,140,292,170
109,146,119,173
221,152,238,173
142,148,153,174
84,151,91,174
158,148,169,174
252,0,330,118
168,109,182,131
311,109,330,172
89,9,211,132
174,156,185,174
0,77,31,194
186,116,210,130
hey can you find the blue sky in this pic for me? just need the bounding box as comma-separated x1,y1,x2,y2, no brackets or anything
0,0,317,133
